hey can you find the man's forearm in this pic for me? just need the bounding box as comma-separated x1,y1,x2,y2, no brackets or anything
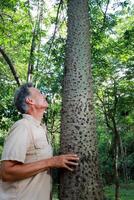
1,154,79,182
1,158,53,182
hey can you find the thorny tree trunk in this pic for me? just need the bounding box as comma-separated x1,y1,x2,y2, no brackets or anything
60,0,104,200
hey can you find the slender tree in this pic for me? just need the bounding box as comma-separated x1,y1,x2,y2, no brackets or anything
60,0,104,199
27,0,43,82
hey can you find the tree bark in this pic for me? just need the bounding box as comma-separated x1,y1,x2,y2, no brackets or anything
60,0,104,199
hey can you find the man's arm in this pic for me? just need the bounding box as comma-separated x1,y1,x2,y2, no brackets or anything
1,154,79,182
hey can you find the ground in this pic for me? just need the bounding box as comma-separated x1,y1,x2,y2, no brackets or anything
52,182,134,200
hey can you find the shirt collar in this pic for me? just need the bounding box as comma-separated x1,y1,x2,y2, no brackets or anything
22,114,41,127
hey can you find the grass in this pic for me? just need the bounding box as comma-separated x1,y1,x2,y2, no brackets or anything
105,183,134,200
52,183,134,200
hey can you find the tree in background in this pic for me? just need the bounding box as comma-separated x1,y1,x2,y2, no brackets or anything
91,1,134,199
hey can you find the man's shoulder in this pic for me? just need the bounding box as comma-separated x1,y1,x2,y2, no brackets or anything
11,118,30,130
5,118,31,141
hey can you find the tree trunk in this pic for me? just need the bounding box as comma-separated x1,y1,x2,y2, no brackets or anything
114,137,120,200
112,117,120,200
60,0,103,199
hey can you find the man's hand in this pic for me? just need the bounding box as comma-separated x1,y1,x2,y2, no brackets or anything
49,154,79,171
0,154,79,182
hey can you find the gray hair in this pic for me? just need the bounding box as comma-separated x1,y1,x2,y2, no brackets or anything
14,83,33,114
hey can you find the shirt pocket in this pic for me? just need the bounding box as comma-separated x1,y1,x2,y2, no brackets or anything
34,138,53,160
25,144,37,163
34,138,47,149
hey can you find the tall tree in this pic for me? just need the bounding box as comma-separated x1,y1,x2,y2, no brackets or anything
60,0,103,199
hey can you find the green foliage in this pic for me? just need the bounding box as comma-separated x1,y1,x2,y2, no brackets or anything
0,0,32,82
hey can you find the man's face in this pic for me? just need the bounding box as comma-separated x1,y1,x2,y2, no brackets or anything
29,87,48,111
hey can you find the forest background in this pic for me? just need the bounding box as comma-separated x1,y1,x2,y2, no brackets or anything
0,0,134,199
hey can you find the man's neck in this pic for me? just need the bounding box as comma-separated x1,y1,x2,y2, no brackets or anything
27,110,44,123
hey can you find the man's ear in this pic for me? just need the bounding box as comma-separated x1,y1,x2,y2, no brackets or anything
25,97,34,105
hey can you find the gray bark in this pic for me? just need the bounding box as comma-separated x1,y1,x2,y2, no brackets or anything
60,0,104,199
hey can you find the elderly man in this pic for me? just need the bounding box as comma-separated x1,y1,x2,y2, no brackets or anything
0,83,79,200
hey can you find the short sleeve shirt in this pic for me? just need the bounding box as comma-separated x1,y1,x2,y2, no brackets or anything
0,114,53,200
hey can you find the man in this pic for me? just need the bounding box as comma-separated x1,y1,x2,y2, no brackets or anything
0,83,79,200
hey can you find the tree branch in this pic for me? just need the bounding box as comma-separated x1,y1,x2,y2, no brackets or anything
0,46,21,86
96,91,113,131
46,0,63,61
101,0,110,30
27,0,42,82
96,0,110,31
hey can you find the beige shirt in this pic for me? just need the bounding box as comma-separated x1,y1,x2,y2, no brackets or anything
0,114,53,200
